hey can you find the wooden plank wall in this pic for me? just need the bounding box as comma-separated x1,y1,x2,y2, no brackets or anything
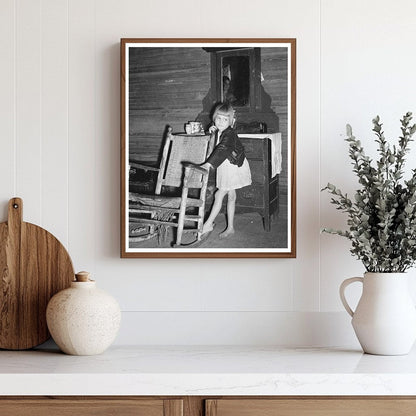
128,46,289,191
129,47,211,162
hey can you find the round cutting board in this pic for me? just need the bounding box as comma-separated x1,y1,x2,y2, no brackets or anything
0,198,75,350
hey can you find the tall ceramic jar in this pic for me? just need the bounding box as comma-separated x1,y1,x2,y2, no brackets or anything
46,271,121,355
340,272,416,355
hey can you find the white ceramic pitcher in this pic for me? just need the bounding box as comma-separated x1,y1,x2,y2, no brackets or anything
340,272,416,355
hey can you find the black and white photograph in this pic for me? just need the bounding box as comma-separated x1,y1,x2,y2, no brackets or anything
121,39,296,258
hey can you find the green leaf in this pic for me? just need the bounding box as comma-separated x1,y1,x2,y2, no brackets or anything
323,112,416,272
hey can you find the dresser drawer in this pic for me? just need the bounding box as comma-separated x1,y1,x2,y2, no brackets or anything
240,138,267,159
248,160,267,184
0,398,183,416
206,398,416,416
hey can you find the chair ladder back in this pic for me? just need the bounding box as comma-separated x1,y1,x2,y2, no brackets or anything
159,135,210,190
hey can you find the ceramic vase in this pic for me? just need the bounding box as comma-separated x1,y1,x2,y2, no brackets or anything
340,272,416,355
46,271,121,355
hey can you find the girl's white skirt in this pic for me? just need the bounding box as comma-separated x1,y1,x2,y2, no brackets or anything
216,158,252,191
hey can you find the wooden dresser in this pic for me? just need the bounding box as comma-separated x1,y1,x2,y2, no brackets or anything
237,135,280,231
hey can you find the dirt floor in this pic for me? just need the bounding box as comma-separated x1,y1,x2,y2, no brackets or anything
129,196,288,250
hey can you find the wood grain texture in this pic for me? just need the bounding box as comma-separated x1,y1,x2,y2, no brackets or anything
0,198,74,350
206,398,416,416
164,399,183,416
1,397,416,416
205,399,218,416
0,398,171,416
183,396,204,416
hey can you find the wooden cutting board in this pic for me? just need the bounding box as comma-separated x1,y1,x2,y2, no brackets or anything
0,197,75,350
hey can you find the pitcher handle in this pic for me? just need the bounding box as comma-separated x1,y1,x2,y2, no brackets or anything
339,277,363,317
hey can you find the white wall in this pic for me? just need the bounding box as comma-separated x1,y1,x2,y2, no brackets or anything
1,0,415,347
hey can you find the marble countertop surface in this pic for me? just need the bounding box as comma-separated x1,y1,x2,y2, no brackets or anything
1,344,416,395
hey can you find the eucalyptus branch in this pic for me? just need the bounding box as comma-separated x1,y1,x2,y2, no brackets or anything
322,113,416,272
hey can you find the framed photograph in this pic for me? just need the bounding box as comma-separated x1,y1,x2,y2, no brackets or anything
121,38,296,258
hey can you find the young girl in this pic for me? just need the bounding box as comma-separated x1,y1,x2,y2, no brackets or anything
200,103,252,238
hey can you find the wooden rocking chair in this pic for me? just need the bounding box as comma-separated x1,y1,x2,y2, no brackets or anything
129,127,214,247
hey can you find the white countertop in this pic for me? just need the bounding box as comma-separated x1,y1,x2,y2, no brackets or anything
2,344,416,396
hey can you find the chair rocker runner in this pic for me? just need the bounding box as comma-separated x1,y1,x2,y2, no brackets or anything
129,127,214,248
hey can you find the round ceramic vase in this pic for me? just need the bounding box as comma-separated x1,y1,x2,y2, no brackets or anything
46,272,121,356
340,272,416,355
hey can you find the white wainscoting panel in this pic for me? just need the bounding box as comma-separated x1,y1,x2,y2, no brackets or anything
0,0,415,345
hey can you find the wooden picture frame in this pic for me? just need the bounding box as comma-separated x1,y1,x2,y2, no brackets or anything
121,38,296,258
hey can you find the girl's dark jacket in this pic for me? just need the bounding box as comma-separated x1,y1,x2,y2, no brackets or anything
205,126,246,168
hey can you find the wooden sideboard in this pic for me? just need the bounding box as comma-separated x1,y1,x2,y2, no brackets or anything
2,346,416,415
2,396,416,416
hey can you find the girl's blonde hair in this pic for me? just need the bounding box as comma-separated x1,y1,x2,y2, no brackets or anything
212,102,235,124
